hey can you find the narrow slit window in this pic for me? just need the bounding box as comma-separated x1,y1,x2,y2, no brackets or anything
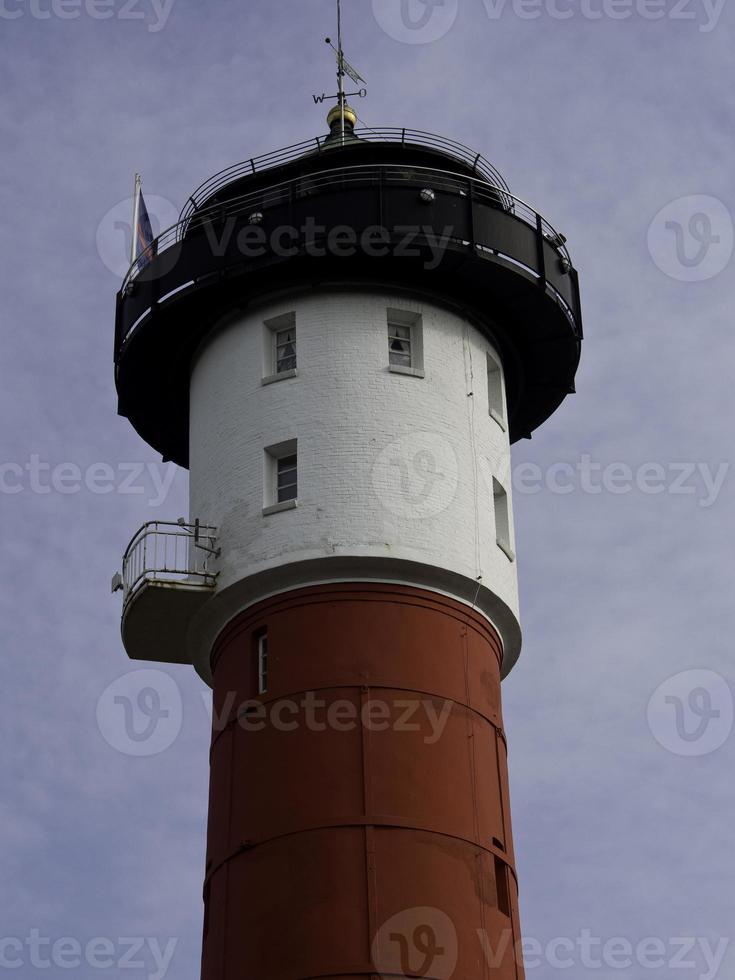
494,855,511,917
389,323,412,368
275,326,297,374
257,632,268,694
486,351,506,429
493,478,514,561
277,454,298,503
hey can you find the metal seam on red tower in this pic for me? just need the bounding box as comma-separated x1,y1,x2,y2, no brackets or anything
205,827,521,891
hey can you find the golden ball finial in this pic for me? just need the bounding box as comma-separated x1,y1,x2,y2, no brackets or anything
327,103,358,129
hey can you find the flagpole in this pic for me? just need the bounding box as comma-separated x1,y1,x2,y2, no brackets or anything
337,0,345,144
130,173,142,267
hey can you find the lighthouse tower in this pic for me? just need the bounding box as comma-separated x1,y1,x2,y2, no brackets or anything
113,22,582,979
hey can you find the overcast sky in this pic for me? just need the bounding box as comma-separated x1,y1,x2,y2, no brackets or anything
1,0,733,977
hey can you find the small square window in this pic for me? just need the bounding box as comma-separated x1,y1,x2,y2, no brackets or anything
387,309,424,377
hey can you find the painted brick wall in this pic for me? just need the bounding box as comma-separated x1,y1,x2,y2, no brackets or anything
188,287,521,669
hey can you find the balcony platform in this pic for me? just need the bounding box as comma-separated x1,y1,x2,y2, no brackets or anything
122,579,214,665
115,522,218,664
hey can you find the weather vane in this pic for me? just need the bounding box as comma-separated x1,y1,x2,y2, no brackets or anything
312,0,368,142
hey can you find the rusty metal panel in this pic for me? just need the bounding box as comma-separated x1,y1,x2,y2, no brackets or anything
228,690,364,843
214,829,369,979
474,717,508,853
205,726,233,873
367,696,478,844
372,829,520,979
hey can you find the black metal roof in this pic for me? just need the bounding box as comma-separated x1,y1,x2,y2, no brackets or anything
115,130,582,467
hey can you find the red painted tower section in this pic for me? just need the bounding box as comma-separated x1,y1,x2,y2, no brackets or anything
201,585,525,980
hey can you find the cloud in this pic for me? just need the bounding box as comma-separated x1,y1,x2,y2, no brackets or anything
1,0,732,974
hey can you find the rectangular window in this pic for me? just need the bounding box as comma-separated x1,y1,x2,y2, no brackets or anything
389,322,412,367
263,439,298,514
275,326,297,374
277,454,298,503
387,309,424,377
257,631,268,694
494,855,511,917
493,478,514,561
486,351,506,429
263,312,297,383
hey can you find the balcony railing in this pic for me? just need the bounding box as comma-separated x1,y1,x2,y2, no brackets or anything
178,128,512,224
115,521,219,609
121,162,571,294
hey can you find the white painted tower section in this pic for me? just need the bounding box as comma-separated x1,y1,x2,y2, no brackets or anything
187,288,521,682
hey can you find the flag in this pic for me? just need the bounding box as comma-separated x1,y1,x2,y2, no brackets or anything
135,188,156,268
132,176,156,270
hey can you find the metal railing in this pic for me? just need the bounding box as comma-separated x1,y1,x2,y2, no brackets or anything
117,521,219,606
121,162,571,293
178,128,511,224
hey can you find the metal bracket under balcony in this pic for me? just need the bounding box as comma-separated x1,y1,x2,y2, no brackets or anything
113,521,219,665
